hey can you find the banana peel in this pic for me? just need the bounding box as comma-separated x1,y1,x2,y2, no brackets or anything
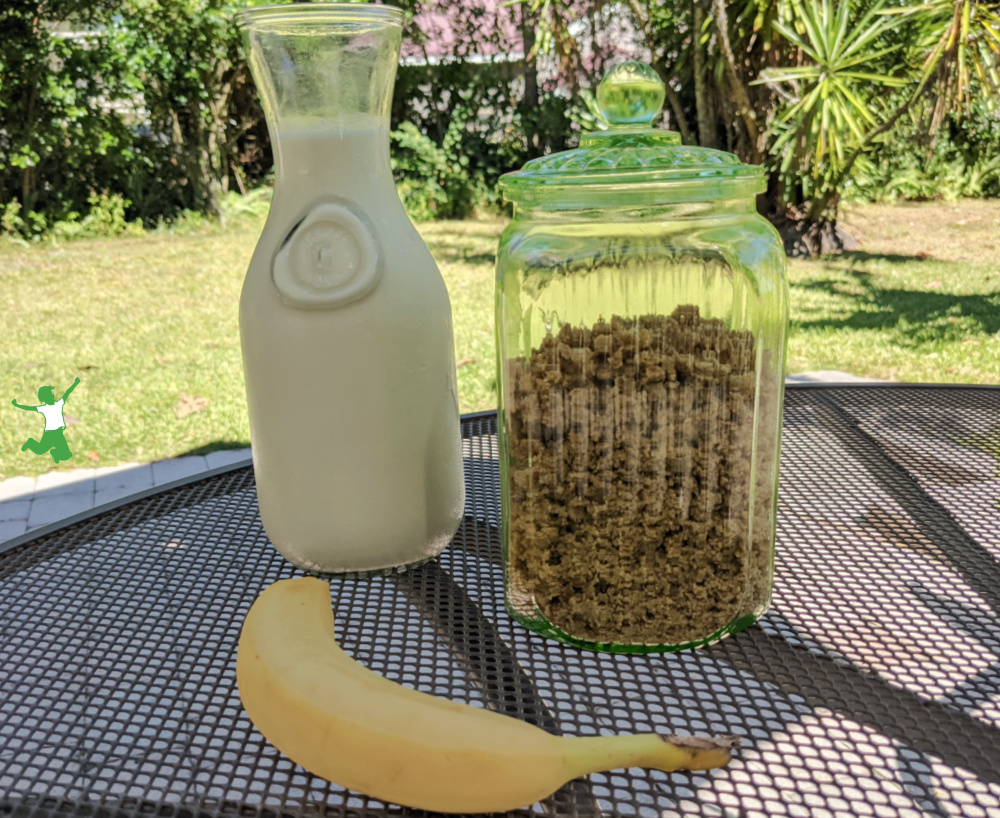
236,576,738,813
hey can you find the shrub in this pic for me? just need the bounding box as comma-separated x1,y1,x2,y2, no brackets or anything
846,96,1000,203
391,113,491,221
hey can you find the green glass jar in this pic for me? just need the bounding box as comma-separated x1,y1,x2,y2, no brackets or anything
495,62,789,653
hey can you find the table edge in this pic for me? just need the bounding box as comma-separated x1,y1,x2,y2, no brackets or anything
3,381,997,558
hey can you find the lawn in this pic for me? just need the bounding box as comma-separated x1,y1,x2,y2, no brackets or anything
788,200,1000,382
2,199,998,480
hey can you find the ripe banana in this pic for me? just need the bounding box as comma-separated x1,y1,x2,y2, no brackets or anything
236,576,738,813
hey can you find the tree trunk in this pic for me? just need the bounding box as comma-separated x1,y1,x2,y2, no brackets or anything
627,0,695,143
775,218,859,258
520,1,539,152
203,127,225,223
662,79,695,144
692,0,716,148
710,0,762,162
19,53,40,212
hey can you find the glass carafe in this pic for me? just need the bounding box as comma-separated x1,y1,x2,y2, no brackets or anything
237,4,465,575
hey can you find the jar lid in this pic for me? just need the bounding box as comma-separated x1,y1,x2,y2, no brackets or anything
500,62,765,207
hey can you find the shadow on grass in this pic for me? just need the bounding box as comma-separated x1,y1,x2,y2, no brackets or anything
423,242,497,266
793,266,1000,339
176,440,251,458
461,251,498,265
834,250,935,265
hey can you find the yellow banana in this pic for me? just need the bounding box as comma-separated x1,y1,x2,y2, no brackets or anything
236,577,738,814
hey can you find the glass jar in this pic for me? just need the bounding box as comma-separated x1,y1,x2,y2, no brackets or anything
495,62,789,653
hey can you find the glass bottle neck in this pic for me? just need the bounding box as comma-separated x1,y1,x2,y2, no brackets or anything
241,16,401,120
238,5,403,205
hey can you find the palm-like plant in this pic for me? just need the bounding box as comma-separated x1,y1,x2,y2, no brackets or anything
903,0,1000,129
754,0,910,221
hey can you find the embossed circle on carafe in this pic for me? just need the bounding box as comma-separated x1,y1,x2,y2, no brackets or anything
272,201,381,309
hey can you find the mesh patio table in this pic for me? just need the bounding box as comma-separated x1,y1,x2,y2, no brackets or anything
2,383,999,818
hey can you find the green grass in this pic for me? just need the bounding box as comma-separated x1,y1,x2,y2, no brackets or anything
2,200,999,480
787,200,1000,382
419,219,505,413
2,224,253,480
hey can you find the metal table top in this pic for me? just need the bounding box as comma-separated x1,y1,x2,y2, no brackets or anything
2,384,999,818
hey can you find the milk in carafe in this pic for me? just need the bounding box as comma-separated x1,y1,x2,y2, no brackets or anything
238,6,465,573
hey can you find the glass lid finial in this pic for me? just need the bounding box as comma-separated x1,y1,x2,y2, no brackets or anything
596,61,666,128
499,59,764,205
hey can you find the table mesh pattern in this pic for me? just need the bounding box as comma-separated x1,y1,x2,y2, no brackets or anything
2,386,1000,818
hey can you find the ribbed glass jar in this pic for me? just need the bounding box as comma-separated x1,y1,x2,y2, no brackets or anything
495,62,789,652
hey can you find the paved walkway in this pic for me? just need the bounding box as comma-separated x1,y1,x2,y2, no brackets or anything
0,449,251,543
0,371,882,546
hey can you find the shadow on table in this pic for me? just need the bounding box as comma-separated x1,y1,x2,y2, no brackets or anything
391,539,606,817
421,509,1000,803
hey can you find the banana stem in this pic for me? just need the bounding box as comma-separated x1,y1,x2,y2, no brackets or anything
561,733,740,778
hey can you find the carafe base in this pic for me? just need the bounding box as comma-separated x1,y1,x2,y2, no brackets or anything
307,553,441,580
268,527,460,579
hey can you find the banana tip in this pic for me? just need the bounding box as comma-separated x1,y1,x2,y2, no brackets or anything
662,734,741,771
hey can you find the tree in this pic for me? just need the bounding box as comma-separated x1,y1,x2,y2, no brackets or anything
0,0,274,231
0,0,140,230
753,0,912,250
912,0,1000,132
525,0,1000,256
118,0,271,220
756,0,1000,252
